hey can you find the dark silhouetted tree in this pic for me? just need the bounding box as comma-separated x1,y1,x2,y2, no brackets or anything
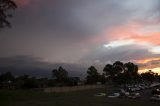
0,0,17,28
15,75,38,89
113,61,124,76
123,62,139,83
98,73,106,84
124,62,138,73
103,61,139,85
52,66,68,83
103,64,113,79
86,66,100,84
68,77,80,86
141,70,157,82
0,71,15,82
23,77,38,89
103,61,124,81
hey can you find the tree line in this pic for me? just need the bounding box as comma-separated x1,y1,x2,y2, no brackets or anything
0,61,160,89
86,61,160,85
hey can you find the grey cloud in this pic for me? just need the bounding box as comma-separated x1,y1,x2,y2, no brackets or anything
0,0,137,62
81,44,160,63
0,0,159,65
0,55,87,78
10,0,136,40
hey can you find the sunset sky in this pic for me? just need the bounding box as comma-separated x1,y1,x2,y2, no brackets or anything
0,0,160,76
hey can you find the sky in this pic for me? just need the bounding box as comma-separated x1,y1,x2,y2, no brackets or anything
0,0,160,76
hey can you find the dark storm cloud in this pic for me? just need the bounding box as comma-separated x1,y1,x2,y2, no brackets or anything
0,55,52,77
0,55,86,77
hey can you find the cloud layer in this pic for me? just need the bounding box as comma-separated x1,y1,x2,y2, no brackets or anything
0,0,160,74
0,55,86,77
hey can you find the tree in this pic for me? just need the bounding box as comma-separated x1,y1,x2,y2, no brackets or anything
52,66,68,83
68,77,80,86
141,70,157,82
123,62,139,83
124,62,138,73
113,61,124,67
103,64,113,79
103,61,124,80
86,66,100,84
103,61,139,85
0,0,17,28
112,61,124,76
15,75,39,89
0,71,15,82
23,77,38,89
98,73,106,84
103,61,124,78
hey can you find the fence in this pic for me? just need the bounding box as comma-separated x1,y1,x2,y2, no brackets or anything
44,85,105,93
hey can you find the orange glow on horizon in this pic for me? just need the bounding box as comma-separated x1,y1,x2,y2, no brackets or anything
139,67,160,75
136,57,160,64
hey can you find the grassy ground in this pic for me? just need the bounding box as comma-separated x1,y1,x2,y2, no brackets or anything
0,88,160,106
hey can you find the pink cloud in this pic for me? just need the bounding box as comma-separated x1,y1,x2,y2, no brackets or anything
102,20,160,46
132,32,160,45
15,0,31,7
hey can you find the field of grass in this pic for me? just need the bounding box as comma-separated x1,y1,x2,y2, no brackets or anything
0,88,160,106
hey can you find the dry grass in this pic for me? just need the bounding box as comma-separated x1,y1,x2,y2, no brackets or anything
0,87,160,106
